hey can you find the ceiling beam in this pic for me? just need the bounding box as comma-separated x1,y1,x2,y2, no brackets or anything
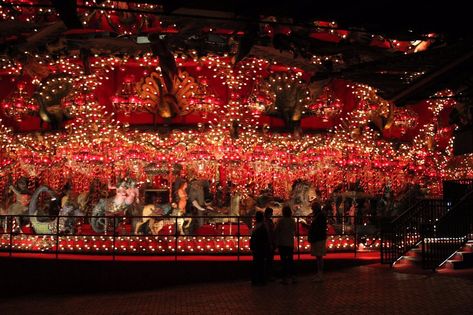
388,47,473,106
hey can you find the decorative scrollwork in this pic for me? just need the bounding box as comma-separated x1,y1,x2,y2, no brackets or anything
258,73,311,124
136,70,199,118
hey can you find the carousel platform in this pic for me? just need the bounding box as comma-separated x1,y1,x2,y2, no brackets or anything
0,215,381,296
0,251,380,296
0,218,380,256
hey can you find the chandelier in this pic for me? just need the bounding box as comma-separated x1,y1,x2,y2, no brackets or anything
308,86,343,122
247,94,267,117
1,83,38,121
393,108,419,133
112,76,141,113
190,77,219,117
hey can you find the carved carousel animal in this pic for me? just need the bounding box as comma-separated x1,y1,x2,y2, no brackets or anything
254,195,283,216
287,180,317,217
76,178,108,216
28,186,84,234
253,184,284,215
91,176,146,233
134,203,190,235
35,74,74,130
5,178,31,232
187,179,222,228
135,36,198,123
90,183,130,234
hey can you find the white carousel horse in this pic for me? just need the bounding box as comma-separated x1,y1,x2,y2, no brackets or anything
134,204,191,235
28,186,84,234
288,180,317,216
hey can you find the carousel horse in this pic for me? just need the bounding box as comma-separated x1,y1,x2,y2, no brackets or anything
254,198,283,216
187,179,218,230
133,203,187,235
28,186,84,234
287,180,317,216
5,178,32,232
134,204,163,235
254,184,283,215
91,180,131,233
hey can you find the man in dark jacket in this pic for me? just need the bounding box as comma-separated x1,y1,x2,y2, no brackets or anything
308,202,327,282
250,211,270,285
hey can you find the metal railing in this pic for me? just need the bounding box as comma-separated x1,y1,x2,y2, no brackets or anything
421,189,473,269
380,198,447,264
0,214,381,259
381,179,473,266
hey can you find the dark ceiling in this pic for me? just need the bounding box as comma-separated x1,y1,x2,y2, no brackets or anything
148,0,473,38
156,0,473,106
1,0,473,108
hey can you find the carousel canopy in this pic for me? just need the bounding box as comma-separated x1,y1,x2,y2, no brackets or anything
0,1,472,198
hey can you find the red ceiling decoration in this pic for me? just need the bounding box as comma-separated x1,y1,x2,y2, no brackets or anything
0,1,471,203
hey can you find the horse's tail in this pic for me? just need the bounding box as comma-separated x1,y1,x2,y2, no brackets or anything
91,198,107,233
29,185,58,234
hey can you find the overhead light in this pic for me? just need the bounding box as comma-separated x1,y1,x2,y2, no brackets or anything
136,36,150,44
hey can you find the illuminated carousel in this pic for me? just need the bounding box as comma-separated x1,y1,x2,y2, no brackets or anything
1,1,472,258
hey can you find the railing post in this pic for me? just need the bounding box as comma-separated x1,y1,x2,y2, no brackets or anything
297,217,301,261
237,217,240,261
56,214,60,259
420,223,431,269
354,216,357,258
380,225,384,264
9,216,13,257
175,216,178,261
112,215,116,261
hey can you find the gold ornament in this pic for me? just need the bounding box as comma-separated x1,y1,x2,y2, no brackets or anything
136,70,198,118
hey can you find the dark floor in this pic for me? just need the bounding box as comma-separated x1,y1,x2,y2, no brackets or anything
1,263,473,315
0,251,379,296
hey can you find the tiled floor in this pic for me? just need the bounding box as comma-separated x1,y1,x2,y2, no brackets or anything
2,264,473,315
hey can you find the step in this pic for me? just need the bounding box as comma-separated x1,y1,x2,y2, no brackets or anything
465,242,473,251
444,259,473,270
404,248,423,258
458,251,473,263
451,251,473,261
394,255,422,266
462,245,473,253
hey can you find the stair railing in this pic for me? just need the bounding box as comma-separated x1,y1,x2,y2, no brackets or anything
421,189,473,269
381,198,446,264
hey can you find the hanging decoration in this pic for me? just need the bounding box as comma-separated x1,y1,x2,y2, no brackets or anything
258,72,311,128
1,82,38,122
81,1,161,36
392,107,419,134
36,74,75,129
135,70,199,118
112,75,142,114
307,84,343,122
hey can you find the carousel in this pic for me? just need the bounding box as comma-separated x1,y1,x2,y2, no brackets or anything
0,1,472,257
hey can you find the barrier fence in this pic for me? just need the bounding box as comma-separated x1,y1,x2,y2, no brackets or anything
0,214,381,259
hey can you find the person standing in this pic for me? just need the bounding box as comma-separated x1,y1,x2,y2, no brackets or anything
308,202,327,282
274,205,296,284
176,181,188,214
250,211,270,286
264,207,275,281
125,178,140,206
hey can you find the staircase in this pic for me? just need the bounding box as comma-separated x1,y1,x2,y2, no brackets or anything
439,240,473,270
393,240,473,271
391,242,423,268
381,179,473,269
380,198,447,265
